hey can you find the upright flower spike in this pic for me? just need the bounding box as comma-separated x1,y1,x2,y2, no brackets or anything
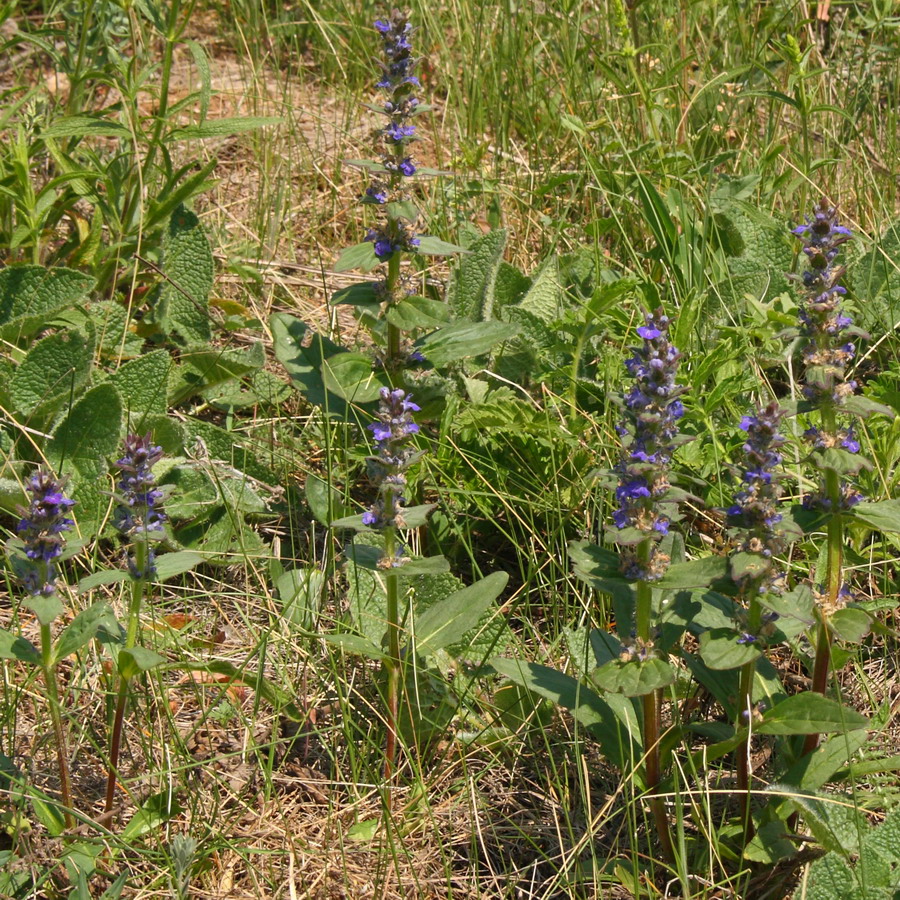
16,470,75,596
612,308,685,582
364,10,422,261
726,402,787,639
791,200,865,512
114,433,166,578
363,388,420,547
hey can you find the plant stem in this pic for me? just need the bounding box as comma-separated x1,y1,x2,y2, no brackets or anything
104,542,148,816
40,621,74,831
385,246,402,370
736,591,761,838
382,525,401,809
802,408,842,757
635,560,673,863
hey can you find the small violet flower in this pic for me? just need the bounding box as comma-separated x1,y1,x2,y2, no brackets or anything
791,200,867,512
114,433,166,578
16,470,75,596
364,10,421,261
363,388,421,532
612,308,685,582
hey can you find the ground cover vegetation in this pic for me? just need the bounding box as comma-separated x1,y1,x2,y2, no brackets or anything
1,0,900,897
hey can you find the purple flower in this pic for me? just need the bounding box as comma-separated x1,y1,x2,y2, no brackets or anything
115,433,166,578
16,470,75,595
726,402,786,590
611,308,684,581
364,388,421,533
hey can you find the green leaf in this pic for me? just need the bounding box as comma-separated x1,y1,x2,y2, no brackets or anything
91,299,145,360
25,594,65,625
54,602,112,662
396,555,451,575
276,568,324,629
744,820,798,864
385,296,452,329
119,647,167,679
791,791,866,857
416,320,518,368
657,555,731,589
842,394,895,419
271,313,359,420
699,628,762,670
415,235,468,256
511,255,563,323
168,343,264,405
331,282,381,307
829,607,871,643
334,242,379,273
108,349,172,414
120,790,182,840
160,205,214,347
42,115,131,138
153,551,206,581
814,448,873,476
10,328,93,415
415,571,508,656
321,352,388,402
0,265,94,340
322,632,385,660
782,730,868,792
48,382,122,474
446,228,507,321
490,658,641,774
168,116,280,140
0,629,40,665
851,499,900,532
591,657,675,696
758,694,867,735
78,569,129,592
305,474,350,527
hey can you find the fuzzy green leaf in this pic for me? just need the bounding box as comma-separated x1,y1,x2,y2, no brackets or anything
331,282,382,307
160,205,214,346
10,328,93,415
0,265,94,341
306,474,350,527
48,382,122,474
510,254,562,323
42,115,131,138
153,551,206,581
829,608,871,643
446,228,507,321
108,350,172,414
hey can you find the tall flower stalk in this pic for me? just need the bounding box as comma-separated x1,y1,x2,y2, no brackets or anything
790,200,863,755
16,470,77,830
611,307,685,862
104,433,166,816
366,10,422,372
725,403,787,830
363,388,421,800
